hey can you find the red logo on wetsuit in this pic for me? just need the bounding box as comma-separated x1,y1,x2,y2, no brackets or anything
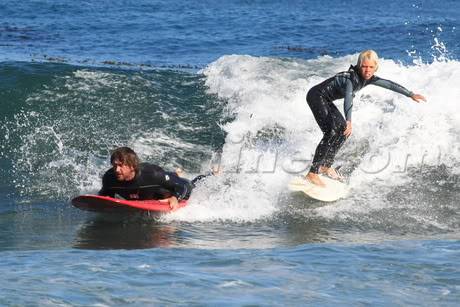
129,193,140,199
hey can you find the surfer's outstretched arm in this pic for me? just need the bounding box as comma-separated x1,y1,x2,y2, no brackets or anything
372,77,426,103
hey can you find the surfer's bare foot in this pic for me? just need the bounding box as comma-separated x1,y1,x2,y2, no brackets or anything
211,165,222,176
175,168,185,177
306,172,325,187
319,166,343,181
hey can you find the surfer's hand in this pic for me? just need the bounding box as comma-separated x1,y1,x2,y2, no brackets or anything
168,196,179,210
344,121,352,137
411,94,426,103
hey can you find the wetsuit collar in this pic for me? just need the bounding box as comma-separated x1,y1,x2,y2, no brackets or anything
350,64,375,84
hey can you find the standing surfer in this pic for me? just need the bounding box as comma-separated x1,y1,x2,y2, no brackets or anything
306,50,426,186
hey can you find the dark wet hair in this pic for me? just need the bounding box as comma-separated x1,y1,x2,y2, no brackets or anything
110,147,140,173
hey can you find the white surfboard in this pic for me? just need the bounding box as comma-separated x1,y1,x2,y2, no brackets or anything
288,175,349,202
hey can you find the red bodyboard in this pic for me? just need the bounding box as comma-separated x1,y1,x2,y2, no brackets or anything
72,195,188,213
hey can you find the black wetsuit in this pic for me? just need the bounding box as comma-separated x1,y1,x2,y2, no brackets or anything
307,65,414,173
99,163,194,200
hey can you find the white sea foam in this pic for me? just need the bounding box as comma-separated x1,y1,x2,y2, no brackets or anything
167,53,460,223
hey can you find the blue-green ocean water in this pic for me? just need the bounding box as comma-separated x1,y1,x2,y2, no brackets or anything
1,0,459,305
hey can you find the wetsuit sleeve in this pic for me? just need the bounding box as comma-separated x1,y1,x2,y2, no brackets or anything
372,77,414,97
343,79,354,121
154,170,192,200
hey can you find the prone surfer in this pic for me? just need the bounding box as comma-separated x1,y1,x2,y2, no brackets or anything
306,50,426,187
99,146,215,210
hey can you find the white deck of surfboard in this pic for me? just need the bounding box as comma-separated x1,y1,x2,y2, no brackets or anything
288,175,349,202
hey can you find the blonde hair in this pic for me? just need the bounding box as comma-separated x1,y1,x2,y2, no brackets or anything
357,50,379,71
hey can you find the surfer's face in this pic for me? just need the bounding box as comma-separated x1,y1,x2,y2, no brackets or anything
112,159,136,181
359,59,377,80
